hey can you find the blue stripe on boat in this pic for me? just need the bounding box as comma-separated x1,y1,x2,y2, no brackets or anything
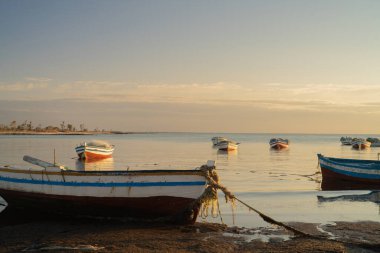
324,159,378,170
0,176,206,187
318,154,380,170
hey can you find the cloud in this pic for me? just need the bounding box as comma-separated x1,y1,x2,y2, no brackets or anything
2,79,380,114
50,81,242,103
2,82,380,133
25,77,52,82
0,82,49,91
0,77,52,92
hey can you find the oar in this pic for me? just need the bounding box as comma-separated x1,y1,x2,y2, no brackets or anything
23,155,66,170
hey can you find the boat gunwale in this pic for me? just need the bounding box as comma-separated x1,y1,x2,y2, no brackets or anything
0,175,207,188
269,138,289,144
318,154,380,169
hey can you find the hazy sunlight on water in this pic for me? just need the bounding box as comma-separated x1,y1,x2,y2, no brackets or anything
1,133,379,227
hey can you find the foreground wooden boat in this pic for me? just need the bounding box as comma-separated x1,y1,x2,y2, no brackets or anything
75,140,115,160
318,154,380,190
0,156,217,224
269,138,289,149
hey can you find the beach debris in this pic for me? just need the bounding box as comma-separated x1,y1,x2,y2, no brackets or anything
316,222,339,240
223,228,292,243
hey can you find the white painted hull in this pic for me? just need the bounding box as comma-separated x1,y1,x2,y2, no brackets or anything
0,167,206,199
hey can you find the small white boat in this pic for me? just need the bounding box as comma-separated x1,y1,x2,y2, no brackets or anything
0,156,217,224
211,136,227,145
269,138,289,149
351,138,371,149
340,136,353,146
367,137,380,147
75,140,114,160
216,140,239,151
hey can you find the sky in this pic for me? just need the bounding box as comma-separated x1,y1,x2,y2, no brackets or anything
1,0,380,133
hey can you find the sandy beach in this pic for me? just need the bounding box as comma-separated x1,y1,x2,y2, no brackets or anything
0,211,379,253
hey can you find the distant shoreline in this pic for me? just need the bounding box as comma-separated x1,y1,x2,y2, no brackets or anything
0,131,135,135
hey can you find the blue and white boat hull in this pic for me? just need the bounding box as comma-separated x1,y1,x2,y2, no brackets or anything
318,154,380,190
0,157,214,223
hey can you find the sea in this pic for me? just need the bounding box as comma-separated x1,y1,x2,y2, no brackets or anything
0,133,379,228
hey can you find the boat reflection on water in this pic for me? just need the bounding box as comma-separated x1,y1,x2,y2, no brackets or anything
75,157,115,171
318,191,380,204
217,149,237,155
317,191,380,215
269,147,290,153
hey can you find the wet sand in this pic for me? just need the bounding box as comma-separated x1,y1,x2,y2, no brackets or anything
0,214,379,253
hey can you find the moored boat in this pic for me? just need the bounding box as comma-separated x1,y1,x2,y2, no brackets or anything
367,137,380,147
317,154,380,190
340,136,353,146
75,140,114,160
216,140,239,151
0,156,218,224
211,136,227,146
269,138,289,149
351,138,371,150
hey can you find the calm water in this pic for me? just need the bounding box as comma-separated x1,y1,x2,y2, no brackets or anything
0,133,379,227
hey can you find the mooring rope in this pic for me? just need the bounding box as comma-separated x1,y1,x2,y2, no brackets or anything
232,197,310,237
198,165,312,238
198,165,376,243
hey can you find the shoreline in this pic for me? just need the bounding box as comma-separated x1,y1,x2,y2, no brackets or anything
0,131,142,135
0,215,379,253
